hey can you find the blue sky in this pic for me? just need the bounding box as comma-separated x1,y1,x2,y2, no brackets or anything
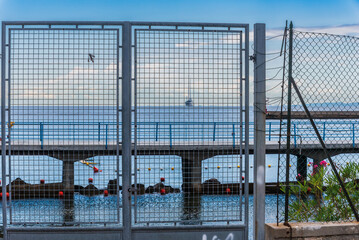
0,0,359,29
1,0,359,107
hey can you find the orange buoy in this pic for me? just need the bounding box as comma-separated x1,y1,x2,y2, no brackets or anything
93,167,99,173
88,178,93,183
104,190,109,197
40,179,45,184
59,191,64,198
160,188,166,195
160,177,165,182
226,188,231,194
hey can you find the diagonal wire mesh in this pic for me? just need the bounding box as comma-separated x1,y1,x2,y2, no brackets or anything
278,26,359,223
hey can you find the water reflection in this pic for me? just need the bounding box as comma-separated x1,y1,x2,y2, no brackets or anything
181,193,201,224
63,197,75,224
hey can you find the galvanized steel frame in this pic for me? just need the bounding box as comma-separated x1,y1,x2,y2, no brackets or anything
1,21,250,240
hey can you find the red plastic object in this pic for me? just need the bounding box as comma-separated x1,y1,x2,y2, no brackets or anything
104,190,109,197
93,167,99,173
242,176,245,180
59,191,64,198
40,179,45,184
88,178,93,183
0,192,9,199
226,188,231,194
160,188,166,195
160,177,165,182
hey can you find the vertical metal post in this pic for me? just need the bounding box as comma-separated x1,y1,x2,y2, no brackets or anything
353,123,355,148
40,123,43,149
269,122,272,141
285,21,294,225
213,122,216,141
105,124,108,150
323,122,325,142
169,124,172,148
7,30,12,224
232,124,235,148
122,22,132,240
244,24,250,240
116,29,120,223
98,122,101,141
293,123,297,147
253,23,266,240
239,31,244,221
155,122,158,141
1,22,7,240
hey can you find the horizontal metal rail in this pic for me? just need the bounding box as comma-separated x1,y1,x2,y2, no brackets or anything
2,121,359,147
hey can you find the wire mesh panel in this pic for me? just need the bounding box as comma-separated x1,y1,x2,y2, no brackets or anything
8,28,120,224
278,27,359,223
134,29,246,224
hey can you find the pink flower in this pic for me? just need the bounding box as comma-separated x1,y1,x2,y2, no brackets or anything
320,160,327,166
314,165,318,168
298,174,301,177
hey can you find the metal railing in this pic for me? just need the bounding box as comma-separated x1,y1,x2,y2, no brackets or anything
5,121,359,148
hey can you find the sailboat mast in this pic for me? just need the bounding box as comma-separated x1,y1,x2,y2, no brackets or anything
188,77,191,98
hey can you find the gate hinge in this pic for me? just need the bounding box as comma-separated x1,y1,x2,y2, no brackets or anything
249,54,256,63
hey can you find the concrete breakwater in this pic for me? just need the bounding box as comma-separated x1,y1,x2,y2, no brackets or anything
3,178,283,199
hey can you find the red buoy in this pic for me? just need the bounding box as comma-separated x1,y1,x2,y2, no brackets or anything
93,167,99,173
226,188,231,194
160,188,166,195
0,192,9,199
40,179,45,184
160,177,165,182
242,176,245,181
88,178,93,183
59,191,64,198
104,190,109,197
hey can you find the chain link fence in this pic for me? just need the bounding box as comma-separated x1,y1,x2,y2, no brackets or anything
277,23,359,224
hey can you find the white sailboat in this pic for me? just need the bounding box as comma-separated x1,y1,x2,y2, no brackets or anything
185,77,193,107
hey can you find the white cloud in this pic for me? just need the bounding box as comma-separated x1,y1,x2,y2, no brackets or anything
296,24,359,37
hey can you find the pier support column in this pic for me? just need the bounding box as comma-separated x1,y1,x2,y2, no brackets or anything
181,153,203,194
297,155,307,180
62,160,75,198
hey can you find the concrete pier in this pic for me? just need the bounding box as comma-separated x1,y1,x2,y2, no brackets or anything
62,160,75,198
181,153,203,194
296,155,307,179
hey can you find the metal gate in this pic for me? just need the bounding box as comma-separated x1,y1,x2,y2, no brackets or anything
1,21,250,240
